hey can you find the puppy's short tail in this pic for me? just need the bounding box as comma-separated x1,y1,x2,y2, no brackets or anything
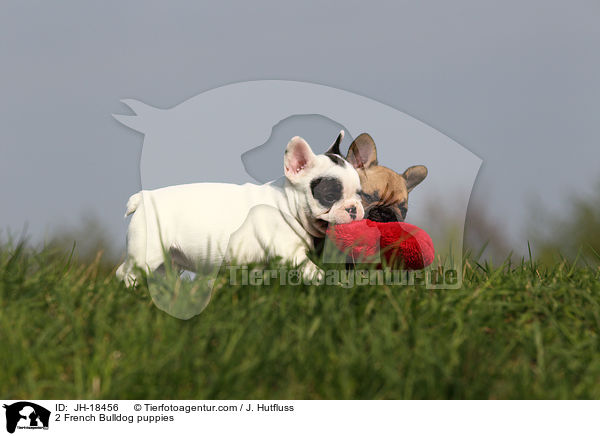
124,192,142,217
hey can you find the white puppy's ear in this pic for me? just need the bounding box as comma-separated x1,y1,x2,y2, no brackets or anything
284,136,316,183
326,130,344,155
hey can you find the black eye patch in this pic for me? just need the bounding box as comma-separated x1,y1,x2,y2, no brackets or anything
310,177,343,208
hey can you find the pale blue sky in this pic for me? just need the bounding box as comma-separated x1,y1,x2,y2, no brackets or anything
1,0,599,255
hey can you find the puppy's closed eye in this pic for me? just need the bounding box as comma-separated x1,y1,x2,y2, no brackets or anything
359,190,380,205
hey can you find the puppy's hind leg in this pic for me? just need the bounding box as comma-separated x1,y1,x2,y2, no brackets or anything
117,193,165,287
117,241,166,287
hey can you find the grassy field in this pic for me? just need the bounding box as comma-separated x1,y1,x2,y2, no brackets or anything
1,241,600,399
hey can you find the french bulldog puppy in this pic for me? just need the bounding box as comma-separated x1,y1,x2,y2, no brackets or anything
116,131,364,286
345,133,427,222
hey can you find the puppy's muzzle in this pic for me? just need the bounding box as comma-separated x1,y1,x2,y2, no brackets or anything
345,206,357,220
366,205,403,223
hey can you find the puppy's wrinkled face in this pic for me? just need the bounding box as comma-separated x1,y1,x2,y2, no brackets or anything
284,131,364,235
346,133,427,223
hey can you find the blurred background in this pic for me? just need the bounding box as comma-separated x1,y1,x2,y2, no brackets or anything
1,0,599,265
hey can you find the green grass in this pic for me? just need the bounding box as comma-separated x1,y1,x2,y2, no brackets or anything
1,241,600,399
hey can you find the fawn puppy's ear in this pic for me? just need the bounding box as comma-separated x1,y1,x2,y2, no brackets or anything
326,130,345,155
346,133,378,169
284,136,316,183
402,165,428,192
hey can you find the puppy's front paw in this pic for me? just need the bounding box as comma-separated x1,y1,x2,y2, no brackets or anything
116,263,139,288
300,261,324,282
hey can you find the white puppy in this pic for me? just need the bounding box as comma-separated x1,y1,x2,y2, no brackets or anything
117,131,364,285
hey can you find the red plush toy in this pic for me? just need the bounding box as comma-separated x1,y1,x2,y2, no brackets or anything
326,219,434,269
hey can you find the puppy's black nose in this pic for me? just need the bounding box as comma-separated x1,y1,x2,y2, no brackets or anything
346,206,357,219
366,206,401,222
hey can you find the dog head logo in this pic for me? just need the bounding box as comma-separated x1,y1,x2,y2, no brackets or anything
3,402,50,434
